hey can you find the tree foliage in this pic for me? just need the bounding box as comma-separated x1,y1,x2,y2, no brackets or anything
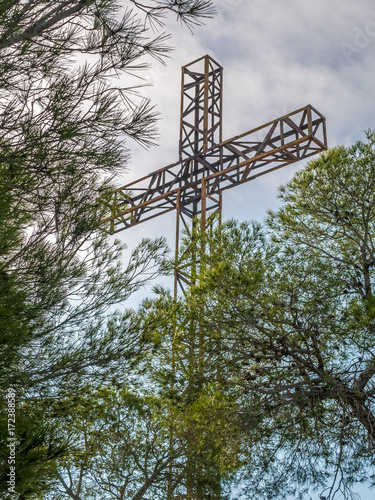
0,0,214,497
187,133,375,499
46,388,181,500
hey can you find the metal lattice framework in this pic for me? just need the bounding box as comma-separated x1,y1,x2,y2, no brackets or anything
103,55,327,293
180,55,222,157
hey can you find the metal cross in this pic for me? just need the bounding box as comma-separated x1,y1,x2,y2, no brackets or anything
104,55,327,294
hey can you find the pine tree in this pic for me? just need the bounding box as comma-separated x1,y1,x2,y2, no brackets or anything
0,1,215,496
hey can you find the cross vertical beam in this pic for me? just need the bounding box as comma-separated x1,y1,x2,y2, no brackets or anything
176,59,224,500
180,55,223,158
175,56,224,296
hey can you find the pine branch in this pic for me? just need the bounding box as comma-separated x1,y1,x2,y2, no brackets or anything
0,0,95,49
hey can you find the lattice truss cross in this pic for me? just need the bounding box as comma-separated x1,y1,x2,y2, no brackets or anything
103,55,327,293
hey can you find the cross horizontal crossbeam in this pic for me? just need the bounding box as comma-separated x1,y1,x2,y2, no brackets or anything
103,104,326,234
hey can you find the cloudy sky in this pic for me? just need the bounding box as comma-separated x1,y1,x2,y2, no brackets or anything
119,0,375,243
115,2,375,498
